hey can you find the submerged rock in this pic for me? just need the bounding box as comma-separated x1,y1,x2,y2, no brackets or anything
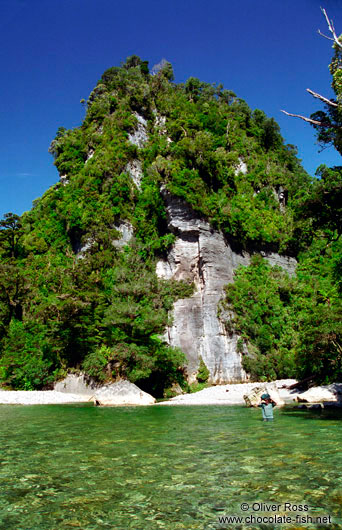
93,379,155,406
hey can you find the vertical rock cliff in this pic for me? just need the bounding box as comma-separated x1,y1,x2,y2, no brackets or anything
157,189,297,383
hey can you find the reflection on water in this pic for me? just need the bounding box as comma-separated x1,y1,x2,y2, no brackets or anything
0,404,341,529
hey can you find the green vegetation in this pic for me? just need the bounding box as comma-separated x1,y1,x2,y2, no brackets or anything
221,24,342,384
0,50,341,392
221,247,342,383
196,356,210,383
187,356,210,393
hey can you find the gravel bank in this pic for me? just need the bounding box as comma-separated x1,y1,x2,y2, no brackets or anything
158,379,299,406
0,390,92,405
0,379,299,406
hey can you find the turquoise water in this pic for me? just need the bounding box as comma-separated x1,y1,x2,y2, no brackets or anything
0,404,341,530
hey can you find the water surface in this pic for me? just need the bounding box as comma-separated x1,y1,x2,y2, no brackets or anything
0,404,341,529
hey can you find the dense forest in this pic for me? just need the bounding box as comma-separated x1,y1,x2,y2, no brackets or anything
0,48,341,394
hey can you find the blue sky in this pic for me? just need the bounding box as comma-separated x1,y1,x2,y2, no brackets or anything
1,0,341,219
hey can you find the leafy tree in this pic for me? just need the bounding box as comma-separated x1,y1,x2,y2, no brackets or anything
301,164,342,240
221,256,298,380
0,213,23,258
197,356,210,383
0,320,58,390
151,58,174,80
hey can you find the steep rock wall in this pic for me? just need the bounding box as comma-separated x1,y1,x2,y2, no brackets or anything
156,189,297,384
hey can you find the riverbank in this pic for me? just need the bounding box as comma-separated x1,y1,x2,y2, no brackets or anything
1,379,341,406
0,379,297,405
158,379,299,406
0,390,91,405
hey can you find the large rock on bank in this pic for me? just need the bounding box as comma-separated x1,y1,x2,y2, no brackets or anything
296,384,342,404
93,380,156,406
54,373,100,396
243,382,285,407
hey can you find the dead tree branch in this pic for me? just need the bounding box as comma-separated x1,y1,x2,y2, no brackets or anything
318,7,342,49
280,110,328,126
306,88,338,107
282,9,341,130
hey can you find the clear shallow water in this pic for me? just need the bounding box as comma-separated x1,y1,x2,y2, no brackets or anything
0,404,341,530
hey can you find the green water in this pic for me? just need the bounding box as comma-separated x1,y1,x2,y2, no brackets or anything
0,404,341,530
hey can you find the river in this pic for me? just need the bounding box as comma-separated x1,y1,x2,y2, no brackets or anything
0,404,341,529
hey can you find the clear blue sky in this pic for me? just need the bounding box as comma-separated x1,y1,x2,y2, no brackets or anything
1,0,341,219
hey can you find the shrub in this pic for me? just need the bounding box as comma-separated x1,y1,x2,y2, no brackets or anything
197,356,210,383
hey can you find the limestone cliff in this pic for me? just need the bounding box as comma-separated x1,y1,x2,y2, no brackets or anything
156,189,297,384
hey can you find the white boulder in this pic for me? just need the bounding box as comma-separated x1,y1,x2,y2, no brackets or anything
93,379,155,406
244,382,285,407
296,386,338,403
54,373,100,396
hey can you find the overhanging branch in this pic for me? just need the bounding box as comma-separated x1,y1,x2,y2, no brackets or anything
280,110,329,126
306,88,338,107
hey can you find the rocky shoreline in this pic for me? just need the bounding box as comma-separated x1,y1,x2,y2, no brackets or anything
1,378,341,407
158,379,298,406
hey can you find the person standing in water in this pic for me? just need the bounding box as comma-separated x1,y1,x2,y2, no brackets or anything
259,393,277,421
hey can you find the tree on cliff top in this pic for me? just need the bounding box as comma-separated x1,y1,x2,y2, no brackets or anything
282,9,342,243
282,8,342,156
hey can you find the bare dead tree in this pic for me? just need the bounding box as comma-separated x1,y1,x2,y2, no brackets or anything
151,59,168,76
318,7,342,49
281,8,340,126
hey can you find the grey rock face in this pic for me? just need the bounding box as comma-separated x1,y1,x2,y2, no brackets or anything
112,221,134,248
157,189,297,383
86,148,95,162
128,113,148,148
235,158,247,175
75,237,95,259
154,113,172,144
73,221,133,259
59,174,69,186
125,159,143,189
155,114,167,132
272,185,287,212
